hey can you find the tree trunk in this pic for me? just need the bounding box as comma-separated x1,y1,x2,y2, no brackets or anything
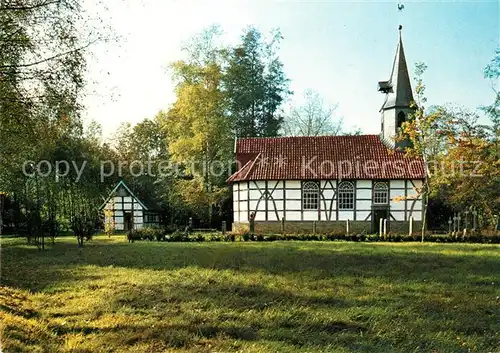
421,182,429,242
0,194,4,236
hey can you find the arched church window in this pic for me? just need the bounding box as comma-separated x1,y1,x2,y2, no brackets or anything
338,181,354,210
302,181,319,210
373,182,389,204
397,112,406,129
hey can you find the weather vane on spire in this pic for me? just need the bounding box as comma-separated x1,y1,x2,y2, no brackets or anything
397,2,405,31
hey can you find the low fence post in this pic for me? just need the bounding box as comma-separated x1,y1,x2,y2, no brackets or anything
383,219,388,239
346,219,350,235
249,212,255,235
379,218,383,238
472,210,478,235
409,216,413,236
464,210,469,235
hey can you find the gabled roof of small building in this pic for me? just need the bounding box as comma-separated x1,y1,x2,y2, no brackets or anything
227,135,426,182
99,180,150,210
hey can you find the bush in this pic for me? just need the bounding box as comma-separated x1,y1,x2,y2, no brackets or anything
265,234,278,241
127,230,141,243
210,234,222,242
168,230,185,242
242,233,250,242
126,227,164,242
164,225,178,234
256,234,264,241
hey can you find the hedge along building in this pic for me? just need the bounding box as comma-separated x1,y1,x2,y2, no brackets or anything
227,27,427,234
100,180,160,231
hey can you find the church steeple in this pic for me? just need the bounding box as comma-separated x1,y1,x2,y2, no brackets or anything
378,25,414,148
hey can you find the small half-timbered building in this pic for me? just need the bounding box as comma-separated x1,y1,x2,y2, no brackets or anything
227,27,427,234
100,180,160,231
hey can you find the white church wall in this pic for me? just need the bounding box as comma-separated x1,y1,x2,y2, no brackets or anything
390,189,404,201
254,211,266,221
273,200,284,210
357,189,371,200
286,211,301,221
254,181,266,190
391,200,406,211
383,109,396,143
272,189,284,200
392,211,405,221
232,178,425,226
356,211,371,221
357,180,371,188
267,212,279,221
322,189,335,199
286,200,301,211
285,180,300,189
338,211,354,221
285,189,301,200
390,180,405,189
303,211,318,221
249,189,261,199
357,200,372,210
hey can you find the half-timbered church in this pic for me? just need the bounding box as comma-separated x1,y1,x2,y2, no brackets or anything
227,28,427,234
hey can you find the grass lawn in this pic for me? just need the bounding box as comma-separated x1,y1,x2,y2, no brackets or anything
1,236,499,353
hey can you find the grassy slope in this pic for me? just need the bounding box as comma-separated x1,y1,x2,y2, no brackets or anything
0,236,499,353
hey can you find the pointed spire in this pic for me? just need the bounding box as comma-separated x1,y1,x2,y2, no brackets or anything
378,26,414,110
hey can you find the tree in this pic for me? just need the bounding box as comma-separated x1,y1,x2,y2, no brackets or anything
430,106,499,223
165,27,232,226
0,0,114,245
112,112,170,220
224,26,290,137
282,89,343,136
0,191,6,235
0,0,111,170
398,61,500,236
396,63,442,240
482,48,499,145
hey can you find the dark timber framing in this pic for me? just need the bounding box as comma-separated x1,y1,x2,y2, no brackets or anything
233,178,423,225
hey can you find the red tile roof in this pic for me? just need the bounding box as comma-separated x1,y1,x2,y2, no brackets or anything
227,135,426,182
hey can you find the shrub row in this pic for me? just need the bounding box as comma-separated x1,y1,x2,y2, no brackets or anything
241,233,500,243
127,227,500,244
127,228,236,243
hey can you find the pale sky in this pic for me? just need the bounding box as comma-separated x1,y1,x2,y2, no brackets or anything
82,0,499,138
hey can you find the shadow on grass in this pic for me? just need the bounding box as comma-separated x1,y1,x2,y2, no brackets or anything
2,240,499,290
2,239,499,351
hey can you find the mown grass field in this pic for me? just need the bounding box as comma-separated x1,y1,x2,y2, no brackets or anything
1,236,499,353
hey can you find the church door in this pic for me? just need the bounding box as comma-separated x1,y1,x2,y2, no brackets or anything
372,208,389,234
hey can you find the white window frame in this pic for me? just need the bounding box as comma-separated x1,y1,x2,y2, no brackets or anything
338,181,355,210
302,181,319,210
373,182,389,205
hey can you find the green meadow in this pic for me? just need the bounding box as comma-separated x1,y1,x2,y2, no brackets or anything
1,236,499,352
